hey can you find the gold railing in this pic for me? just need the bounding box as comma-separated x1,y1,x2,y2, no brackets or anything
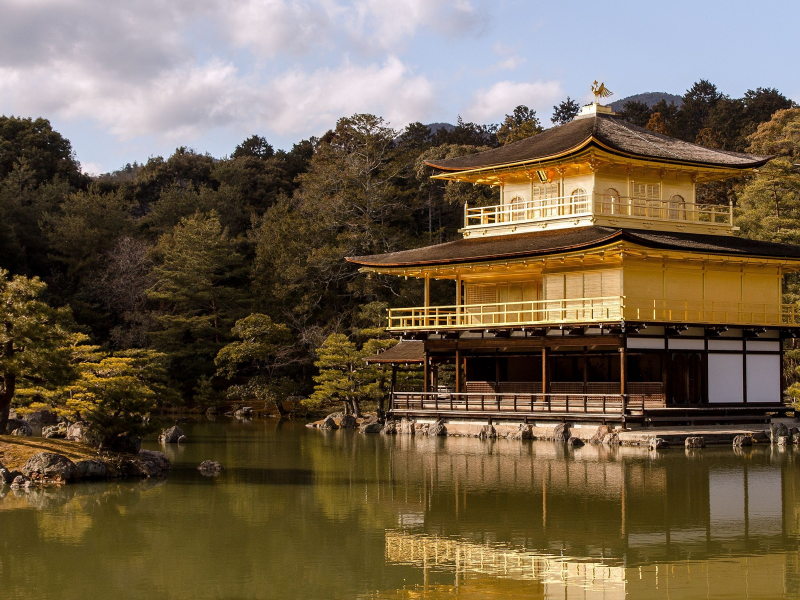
464,194,733,228
387,297,623,330
627,299,800,326
387,297,799,330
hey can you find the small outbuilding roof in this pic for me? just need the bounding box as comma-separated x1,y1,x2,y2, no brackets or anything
364,341,425,364
424,113,771,172
347,228,800,268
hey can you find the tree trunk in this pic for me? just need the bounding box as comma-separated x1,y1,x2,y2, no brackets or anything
351,398,362,418
0,372,16,434
274,398,288,417
342,401,351,415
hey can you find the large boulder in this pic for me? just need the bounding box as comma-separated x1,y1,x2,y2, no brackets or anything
75,460,108,480
0,461,13,485
22,410,58,425
339,414,358,429
42,423,67,439
137,450,170,477
685,436,705,449
602,432,619,445
22,453,77,483
11,426,32,437
552,423,570,442
159,426,184,444
590,425,613,444
428,419,447,437
381,420,397,435
770,423,790,444
733,435,752,447
778,435,791,446
66,421,92,442
318,416,338,430
109,433,142,454
566,436,584,447
198,460,225,476
507,424,534,441
360,422,383,434
6,418,32,436
234,406,253,419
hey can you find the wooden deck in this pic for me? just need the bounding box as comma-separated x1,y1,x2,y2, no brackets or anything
389,392,790,425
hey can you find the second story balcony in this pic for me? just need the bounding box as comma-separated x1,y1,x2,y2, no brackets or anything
387,297,798,332
463,193,734,236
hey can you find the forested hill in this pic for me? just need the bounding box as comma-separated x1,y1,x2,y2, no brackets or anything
609,92,683,111
1,80,800,416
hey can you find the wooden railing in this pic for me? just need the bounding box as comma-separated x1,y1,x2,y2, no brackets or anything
387,298,799,330
388,296,623,330
464,194,733,229
391,391,645,417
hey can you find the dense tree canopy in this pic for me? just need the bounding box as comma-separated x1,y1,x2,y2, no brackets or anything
0,79,797,415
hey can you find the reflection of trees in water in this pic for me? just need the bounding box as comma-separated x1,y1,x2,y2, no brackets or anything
0,422,799,599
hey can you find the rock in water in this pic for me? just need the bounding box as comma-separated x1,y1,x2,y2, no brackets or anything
339,415,358,429
159,426,185,444
76,460,108,480
685,436,705,449
398,419,416,436
770,423,790,444
381,421,397,435
22,453,77,483
567,436,584,447
359,422,383,434
649,437,669,450
507,424,533,441
590,425,613,444
428,419,447,437
733,435,752,447
476,424,496,439
602,433,619,445
137,450,170,477
110,433,142,454
778,435,791,446
0,462,12,485
11,475,29,489
198,460,226,475
318,416,338,430
552,423,569,442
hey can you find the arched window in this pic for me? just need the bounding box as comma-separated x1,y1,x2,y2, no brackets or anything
569,187,589,215
668,194,685,220
509,195,526,222
601,187,621,215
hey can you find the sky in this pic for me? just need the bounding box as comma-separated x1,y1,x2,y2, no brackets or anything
1,0,798,174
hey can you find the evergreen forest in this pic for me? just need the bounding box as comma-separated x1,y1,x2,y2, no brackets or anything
2,79,800,432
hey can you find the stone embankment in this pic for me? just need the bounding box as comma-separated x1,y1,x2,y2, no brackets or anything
307,413,799,450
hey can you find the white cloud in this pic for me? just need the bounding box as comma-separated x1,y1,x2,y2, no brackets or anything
464,80,564,122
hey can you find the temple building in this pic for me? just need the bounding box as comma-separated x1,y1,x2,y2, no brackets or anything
348,88,800,426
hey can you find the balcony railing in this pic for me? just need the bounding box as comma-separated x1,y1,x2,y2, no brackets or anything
387,297,799,330
388,297,623,330
464,194,733,229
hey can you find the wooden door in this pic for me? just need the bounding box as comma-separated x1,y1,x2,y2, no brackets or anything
667,351,706,405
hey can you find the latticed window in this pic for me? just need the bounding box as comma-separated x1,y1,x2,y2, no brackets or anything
632,182,660,217
568,187,589,215
509,195,526,222
532,182,559,217
668,194,685,220
600,187,621,214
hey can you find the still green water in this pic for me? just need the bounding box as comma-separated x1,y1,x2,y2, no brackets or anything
2,419,800,599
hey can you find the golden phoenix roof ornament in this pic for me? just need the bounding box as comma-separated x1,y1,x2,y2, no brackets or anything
591,81,613,104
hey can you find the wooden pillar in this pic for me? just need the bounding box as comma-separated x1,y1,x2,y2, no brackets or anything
456,274,462,326
423,356,430,394
541,347,548,395
424,272,430,307
455,349,462,393
620,346,627,395
432,363,439,393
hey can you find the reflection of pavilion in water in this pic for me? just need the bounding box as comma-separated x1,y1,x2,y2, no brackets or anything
380,438,800,596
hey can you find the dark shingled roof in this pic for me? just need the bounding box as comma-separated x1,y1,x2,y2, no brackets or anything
347,227,800,267
425,113,771,171
364,341,424,364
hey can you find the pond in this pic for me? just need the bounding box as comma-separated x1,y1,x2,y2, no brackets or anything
1,419,799,599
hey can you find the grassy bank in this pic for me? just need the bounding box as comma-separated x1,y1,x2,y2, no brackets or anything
0,437,100,470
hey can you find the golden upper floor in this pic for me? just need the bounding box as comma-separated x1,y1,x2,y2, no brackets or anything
425,104,771,238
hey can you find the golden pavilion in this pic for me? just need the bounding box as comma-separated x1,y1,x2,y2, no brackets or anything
348,89,800,426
